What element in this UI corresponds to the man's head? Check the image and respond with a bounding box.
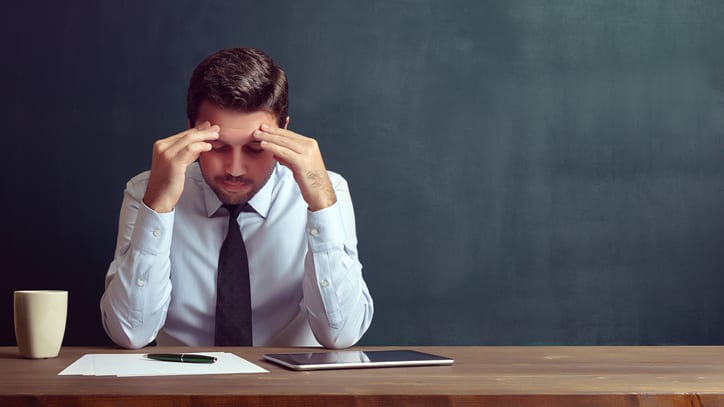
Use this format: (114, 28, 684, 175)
(188, 48, 289, 205)
(187, 48, 288, 128)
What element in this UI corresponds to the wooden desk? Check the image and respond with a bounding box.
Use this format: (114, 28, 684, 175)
(2, 346, 724, 406)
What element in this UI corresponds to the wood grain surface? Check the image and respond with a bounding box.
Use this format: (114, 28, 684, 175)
(1, 346, 723, 406)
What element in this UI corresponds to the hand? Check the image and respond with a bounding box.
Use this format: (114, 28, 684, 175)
(142, 122, 220, 213)
(253, 124, 337, 211)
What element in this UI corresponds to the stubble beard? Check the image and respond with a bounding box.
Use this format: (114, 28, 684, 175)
(203, 167, 275, 206)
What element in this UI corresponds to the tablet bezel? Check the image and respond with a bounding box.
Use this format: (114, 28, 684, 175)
(262, 349, 454, 371)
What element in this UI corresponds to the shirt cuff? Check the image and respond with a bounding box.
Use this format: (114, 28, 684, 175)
(307, 202, 346, 252)
(129, 202, 174, 255)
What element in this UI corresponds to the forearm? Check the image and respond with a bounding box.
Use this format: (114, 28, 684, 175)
(100, 183, 175, 349)
(101, 249, 172, 349)
(301, 186, 374, 349)
(303, 242, 373, 349)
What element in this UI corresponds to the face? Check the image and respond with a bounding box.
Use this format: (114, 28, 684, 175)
(195, 101, 278, 205)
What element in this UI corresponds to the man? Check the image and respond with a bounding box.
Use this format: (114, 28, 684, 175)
(100, 48, 373, 349)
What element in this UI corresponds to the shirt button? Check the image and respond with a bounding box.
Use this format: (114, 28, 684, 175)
(137, 279, 146, 287)
(152, 229, 161, 237)
(320, 279, 329, 288)
(310, 228, 319, 236)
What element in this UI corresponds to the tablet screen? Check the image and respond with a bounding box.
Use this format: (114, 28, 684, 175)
(263, 349, 454, 371)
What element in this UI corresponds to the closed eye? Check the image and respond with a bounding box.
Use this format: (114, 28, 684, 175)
(244, 142, 264, 154)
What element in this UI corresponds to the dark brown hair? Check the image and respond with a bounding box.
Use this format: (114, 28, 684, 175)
(186, 48, 288, 127)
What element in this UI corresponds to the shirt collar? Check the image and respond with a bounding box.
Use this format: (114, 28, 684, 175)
(196, 162, 277, 219)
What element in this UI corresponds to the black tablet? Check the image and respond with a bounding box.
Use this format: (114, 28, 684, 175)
(262, 349, 454, 371)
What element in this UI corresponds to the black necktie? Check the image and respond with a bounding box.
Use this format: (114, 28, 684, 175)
(214, 204, 253, 346)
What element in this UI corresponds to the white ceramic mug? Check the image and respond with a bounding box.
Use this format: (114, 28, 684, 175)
(13, 290, 68, 359)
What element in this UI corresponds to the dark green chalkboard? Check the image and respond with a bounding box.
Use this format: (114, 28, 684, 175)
(2, 0, 724, 346)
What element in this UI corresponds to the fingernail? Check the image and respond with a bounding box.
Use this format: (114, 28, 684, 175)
(261, 124, 270, 130)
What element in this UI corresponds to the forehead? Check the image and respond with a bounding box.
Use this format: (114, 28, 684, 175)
(197, 101, 275, 140)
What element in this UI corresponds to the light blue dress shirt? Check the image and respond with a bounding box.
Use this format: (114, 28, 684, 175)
(100, 162, 373, 349)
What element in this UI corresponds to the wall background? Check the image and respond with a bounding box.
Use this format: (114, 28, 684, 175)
(2, 0, 724, 346)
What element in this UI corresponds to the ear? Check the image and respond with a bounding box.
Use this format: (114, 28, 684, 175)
(284, 116, 290, 129)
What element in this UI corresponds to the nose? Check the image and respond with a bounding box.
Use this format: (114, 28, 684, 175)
(226, 148, 246, 177)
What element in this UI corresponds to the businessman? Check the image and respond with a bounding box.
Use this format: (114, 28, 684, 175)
(100, 48, 373, 349)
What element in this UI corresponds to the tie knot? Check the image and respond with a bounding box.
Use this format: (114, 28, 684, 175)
(223, 203, 253, 219)
(223, 204, 243, 219)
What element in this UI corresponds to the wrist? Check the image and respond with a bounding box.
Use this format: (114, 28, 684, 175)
(307, 190, 337, 212)
(142, 194, 175, 213)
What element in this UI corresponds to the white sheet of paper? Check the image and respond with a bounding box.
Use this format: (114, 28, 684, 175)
(58, 352, 268, 377)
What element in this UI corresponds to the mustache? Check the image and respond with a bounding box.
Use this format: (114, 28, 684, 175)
(217, 175, 253, 184)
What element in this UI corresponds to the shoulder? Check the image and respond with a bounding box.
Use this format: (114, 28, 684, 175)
(124, 163, 203, 194)
(127, 170, 151, 186)
(327, 170, 349, 192)
(326, 170, 346, 183)
(123, 170, 151, 198)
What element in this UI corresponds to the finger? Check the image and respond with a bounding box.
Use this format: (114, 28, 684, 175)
(152, 123, 213, 153)
(259, 140, 297, 167)
(253, 128, 307, 153)
(164, 122, 215, 144)
(169, 122, 212, 140)
(258, 124, 305, 140)
(154, 128, 195, 149)
(166, 126, 220, 156)
(176, 140, 214, 164)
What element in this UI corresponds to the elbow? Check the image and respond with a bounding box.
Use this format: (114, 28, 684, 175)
(109, 328, 153, 350)
(110, 334, 148, 350)
(317, 332, 358, 350)
(314, 303, 374, 350)
(101, 309, 154, 350)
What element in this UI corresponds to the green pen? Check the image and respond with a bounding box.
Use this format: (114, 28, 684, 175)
(146, 353, 217, 363)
